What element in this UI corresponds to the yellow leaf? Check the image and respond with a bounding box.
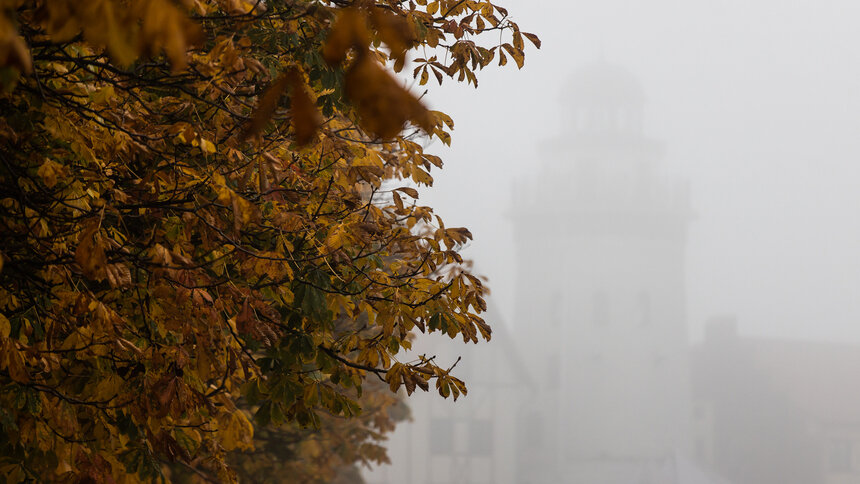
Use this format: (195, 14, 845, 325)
(218, 410, 255, 451)
(278, 287, 295, 305)
(501, 43, 524, 69)
(91, 85, 116, 105)
(325, 225, 344, 251)
(6, 344, 28, 383)
(37, 159, 63, 188)
(0, 313, 9, 339)
(431, 110, 455, 130)
(200, 138, 216, 154)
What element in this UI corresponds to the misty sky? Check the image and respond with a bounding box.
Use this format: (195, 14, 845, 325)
(416, 0, 860, 342)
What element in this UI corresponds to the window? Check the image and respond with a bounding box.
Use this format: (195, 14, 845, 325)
(695, 438, 706, 459)
(430, 419, 454, 455)
(469, 420, 493, 456)
(616, 108, 627, 132)
(593, 291, 609, 326)
(520, 412, 542, 447)
(693, 403, 706, 420)
(549, 291, 562, 327)
(576, 109, 588, 131)
(638, 291, 651, 326)
(546, 353, 560, 386)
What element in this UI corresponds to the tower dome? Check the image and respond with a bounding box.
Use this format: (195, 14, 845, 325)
(564, 61, 646, 136)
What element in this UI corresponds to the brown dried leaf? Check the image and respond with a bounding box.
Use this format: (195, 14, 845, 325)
(134, 0, 204, 71)
(395, 187, 419, 198)
(523, 32, 542, 49)
(242, 74, 290, 141)
(75, 223, 107, 281)
(105, 263, 132, 289)
(285, 68, 321, 146)
(323, 7, 370, 65)
(0, 16, 32, 74)
(369, 7, 416, 62)
(345, 53, 432, 139)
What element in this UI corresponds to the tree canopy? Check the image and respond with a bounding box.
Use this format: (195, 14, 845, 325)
(0, 0, 537, 481)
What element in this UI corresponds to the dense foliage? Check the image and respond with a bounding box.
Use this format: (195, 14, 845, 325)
(0, 0, 537, 481)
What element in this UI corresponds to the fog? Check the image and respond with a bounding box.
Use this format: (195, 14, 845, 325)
(365, 1, 860, 483)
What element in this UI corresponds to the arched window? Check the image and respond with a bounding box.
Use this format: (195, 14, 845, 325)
(468, 420, 494, 456)
(430, 418, 454, 455)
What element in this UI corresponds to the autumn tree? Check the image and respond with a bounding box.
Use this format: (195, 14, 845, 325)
(0, 0, 537, 481)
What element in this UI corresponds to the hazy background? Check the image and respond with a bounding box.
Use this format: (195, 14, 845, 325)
(364, 3, 860, 483)
(418, 0, 860, 342)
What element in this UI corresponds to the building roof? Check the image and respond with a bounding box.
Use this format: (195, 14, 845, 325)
(744, 337, 860, 425)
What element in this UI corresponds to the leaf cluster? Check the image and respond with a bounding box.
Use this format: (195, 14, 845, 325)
(0, 0, 536, 481)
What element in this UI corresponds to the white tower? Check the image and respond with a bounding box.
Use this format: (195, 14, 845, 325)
(513, 61, 692, 484)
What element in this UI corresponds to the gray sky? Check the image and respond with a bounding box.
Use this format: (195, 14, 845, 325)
(417, 0, 860, 343)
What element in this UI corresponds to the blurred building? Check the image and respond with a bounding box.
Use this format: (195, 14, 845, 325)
(362, 303, 532, 484)
(366, 61, 860, 484)
(511, 61, 694, 484)
(692, 316, 860, 484)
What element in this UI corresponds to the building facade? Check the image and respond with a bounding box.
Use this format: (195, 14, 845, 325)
(692, 317, 860, 484)
(364, 61, 860, 484)
(511, 61, 694, 484)
(362, 303, 531, 484)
